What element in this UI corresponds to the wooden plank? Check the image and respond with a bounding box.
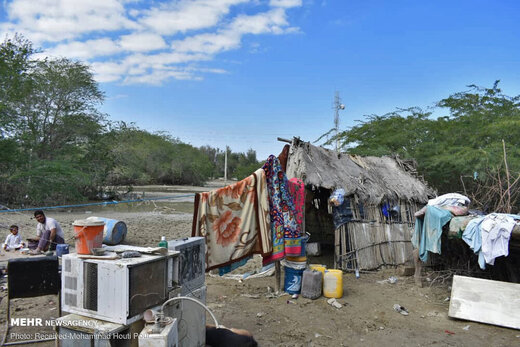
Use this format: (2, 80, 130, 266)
(449, 275, 520, 330)
(334, 227, 345, 269)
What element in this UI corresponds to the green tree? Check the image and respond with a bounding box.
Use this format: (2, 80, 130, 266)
(325, 81, 520, 211)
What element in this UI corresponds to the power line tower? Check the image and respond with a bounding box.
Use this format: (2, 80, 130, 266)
(333, 91, 345, 152)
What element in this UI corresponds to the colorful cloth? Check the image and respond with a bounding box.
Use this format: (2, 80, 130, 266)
(192, 168, 271, 271)
(288, 178, 305, 229)
(262, 155, 302, 265)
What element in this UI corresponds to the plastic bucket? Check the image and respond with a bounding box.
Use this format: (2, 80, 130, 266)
(88, 217, 127, 245)
(56, 244, 69, 257)
(323, 269, 343, 298)
(284, 266, 304, 294)
(73, 219, 105, 255)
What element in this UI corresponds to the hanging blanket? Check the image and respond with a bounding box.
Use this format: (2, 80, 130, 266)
(411, 205, 452, 262)
(288, 178, 305, 229)
(192, 168, 271, 271)
(262, 155, 302, 265)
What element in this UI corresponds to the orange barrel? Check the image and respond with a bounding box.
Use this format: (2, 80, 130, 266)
(323, 269, 343, 298)
(72, 219, 105, 254)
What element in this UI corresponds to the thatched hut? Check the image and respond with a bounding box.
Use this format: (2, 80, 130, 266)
(284, 138, 436, 270)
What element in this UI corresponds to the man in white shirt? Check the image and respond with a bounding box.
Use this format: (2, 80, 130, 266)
(31, 210, 65, 254)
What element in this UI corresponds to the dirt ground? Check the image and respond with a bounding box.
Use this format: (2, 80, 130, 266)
(1, 184, 519, 346)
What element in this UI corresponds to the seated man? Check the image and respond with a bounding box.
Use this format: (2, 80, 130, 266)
(30, 210, 65, 254)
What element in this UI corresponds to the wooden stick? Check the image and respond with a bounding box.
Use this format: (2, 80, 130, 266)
(275, 261, 281, 293)
(503, 139, 511, 213)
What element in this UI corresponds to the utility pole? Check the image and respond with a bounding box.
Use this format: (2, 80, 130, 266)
(334, 91, 345, 152)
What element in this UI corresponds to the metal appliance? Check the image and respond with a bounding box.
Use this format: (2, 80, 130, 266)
(61, 252, 179, 325)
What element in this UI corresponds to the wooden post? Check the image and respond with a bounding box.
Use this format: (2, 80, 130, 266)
(275, 261, 281, 293)
(413, 248, 423, 287)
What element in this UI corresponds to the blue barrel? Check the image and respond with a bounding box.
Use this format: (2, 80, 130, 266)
(284, 266, 304, 294)
(95, 217, 127, 245)
(56, 244, 69, 257)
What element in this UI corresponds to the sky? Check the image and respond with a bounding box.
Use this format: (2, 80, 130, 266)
(1, 0, 519, 160)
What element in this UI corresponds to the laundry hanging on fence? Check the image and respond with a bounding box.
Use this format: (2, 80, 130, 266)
(463, 213, 517, 269)
(192, 168, 271, 272)
(262, 155, 302, 265)
(412, 205, 452, 262)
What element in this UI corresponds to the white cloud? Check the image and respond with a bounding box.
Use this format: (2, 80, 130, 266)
(5, 0, 137, 43)
(138, 0, 248, 35)
(270, 0, 302, 8)
(119, 33, 167, 52)
(1, 0, 303, 85)
(44, 38, 121, 60)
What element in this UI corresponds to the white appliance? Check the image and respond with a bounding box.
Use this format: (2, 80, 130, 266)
(164, 285, 206, 347)
(139, 318, 179, 347)
(167, 237, 205, 295)
(61, 252, 179, 325)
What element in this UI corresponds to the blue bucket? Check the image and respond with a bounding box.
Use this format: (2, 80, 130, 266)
(56, 244, 69, 257)
(92, 217, 127, 245)
(284, 266, 304, 294)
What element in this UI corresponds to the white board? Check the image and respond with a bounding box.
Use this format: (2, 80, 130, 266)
(449, 275, 520, 330)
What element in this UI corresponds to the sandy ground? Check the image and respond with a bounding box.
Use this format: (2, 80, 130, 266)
(1, 185, 519, 346)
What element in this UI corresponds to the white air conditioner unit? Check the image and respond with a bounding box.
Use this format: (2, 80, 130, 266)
(61, 252, 179, 325)
(167, 237, 205, 295)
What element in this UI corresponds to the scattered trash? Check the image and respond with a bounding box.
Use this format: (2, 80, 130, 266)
(314, 333, 333, 339)
(377, 276, 398, 284)
(379, 326, 385, 330)
(462, 325, 470, 330)
(256, 312, 265, 318)
(444, 297, 450, 302)
(49, 307, 56, 311)
(327, 298, 343, 309)
(445, 330, 455, 335)
(393, 304, 408, 315)
(241, 294, 260, 299)
(426, 277, 431, 282)
(291, 294, 299, 299)
(287, 300, 297, 305)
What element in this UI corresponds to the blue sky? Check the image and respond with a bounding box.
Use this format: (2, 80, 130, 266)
(1, 0, 519, 160)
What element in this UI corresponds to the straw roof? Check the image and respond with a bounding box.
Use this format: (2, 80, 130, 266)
(285, 139, 435, 205)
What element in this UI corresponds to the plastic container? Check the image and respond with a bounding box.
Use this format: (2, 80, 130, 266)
(158, 236, 168, 248)
(301, 269, 322, 299)
(56, 244, 69, 257)
(88, 217, 127, 245)
(309, 264, 327, 277)
(323, 269, 343, 298)
(299, 233, 310, 256)
(284, 266, 304, 294)
(72, 219, 105, 255)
